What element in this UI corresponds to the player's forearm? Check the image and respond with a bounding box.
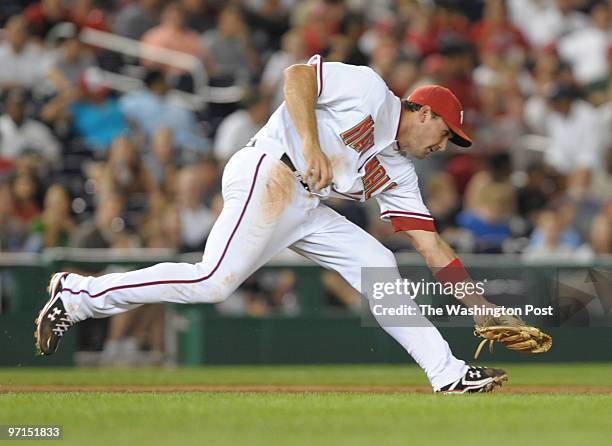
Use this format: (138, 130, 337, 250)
(282, 64, 322, 153)
(406, 230, 492, 309)
(432, 239, 491, 309)
(283, 64, 333, 190)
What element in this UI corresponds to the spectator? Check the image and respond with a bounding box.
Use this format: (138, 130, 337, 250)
(95, 136, 158, 200)
(388, 60, 420, 99)
(0, 180, 25, 251)
(71, 192, 125, 249)
(0, 88, 61, 167)
(242, 0, 294, 52)
(202, 5, 260, 86)
(113, 0, 162, 41)
(332, 12, 368, 66)
(360, 15, 399, 59)
(557, 2, 611, 88)
(457, 183, 515, 253)
(181, 0, 216, 33)
(144, 127, 180, 191)
(559, 169, 603, 242)
(369, 36, 402, 85)
(24, 183, 75, 252)
(46, 22, 97, 91)
(245, 270, 298, 316)
(524, 208, 591, 260)
(464, 153, 514, 211)
(590, 207, 612, 255)
(472, 61, 525, 153)
(299, 0, 346, 56)
(213, 91, 270, 162)
(23, 0, 70, 40)
(216, 269, 299, 317)
(508, 0, 589, 48)
(0, 15, 54, 89)
(175, 166, 215, 251)
(402, 4, 438, 58)
(429, 2, 472, 49)
(70, 0, 110, 32)
(543, 83, 606, 174)
(470, 0, 529, 62)
(42, 67, 130, 152)
(11, 170, 41, 225)
(516, 163, 556, 225)
(194, 156, 221, 205)
(118, 69, 209, 152)
(420, 40, 480, 129)
(260, 29, 307, 108)
(425, 173, 461, 236)
(523, 49, 566, 134)
(140, 2, 208, 77)
(141, 199, 182, 250)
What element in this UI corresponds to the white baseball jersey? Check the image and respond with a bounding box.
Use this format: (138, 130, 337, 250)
(252, 55, 435, 232)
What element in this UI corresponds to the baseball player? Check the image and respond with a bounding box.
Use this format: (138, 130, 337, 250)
(36, 55, 508, 393)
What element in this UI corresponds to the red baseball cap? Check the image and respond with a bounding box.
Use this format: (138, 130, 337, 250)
(407, 85, 472, 147)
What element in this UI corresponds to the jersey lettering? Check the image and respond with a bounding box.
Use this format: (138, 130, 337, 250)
(363, 157, 396, 200)
(340, 115, 375, 153)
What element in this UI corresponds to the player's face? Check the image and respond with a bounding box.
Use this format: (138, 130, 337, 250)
(397, 107, 452, 159)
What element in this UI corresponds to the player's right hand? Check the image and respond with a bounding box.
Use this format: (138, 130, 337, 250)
(303, 144, 333, 191)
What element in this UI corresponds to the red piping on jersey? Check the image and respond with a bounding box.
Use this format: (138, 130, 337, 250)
(310, 55, 323, 97)
(390, 216, 436, 232)
(62, 154, 268, 299)
(381, 210, 433, 219)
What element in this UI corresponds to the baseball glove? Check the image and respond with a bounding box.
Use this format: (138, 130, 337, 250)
(473, 314, 552, 359)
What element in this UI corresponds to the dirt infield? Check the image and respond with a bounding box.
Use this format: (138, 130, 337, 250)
(3, 384, 612, 394)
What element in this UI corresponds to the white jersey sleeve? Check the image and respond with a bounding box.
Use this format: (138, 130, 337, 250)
(375, 175, 436, 233)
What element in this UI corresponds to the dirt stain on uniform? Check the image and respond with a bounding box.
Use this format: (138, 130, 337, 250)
(329, 154, 348, 178)
(261, 161, 296, 223)
(222, 272, 236, 287)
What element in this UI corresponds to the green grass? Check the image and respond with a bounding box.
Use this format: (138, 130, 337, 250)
(1, 364, 612, 445)
(1, 363, 612, 386)
(2, 393, 611, 446)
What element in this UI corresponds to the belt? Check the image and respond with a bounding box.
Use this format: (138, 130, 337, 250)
(280, 153, 310, 191)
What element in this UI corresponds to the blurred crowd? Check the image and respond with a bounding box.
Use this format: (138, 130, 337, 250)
(0, 0, 610, 330)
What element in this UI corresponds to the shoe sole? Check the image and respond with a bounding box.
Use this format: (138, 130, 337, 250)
(441, 371, 508, 394)
(34, 272, 67, 356)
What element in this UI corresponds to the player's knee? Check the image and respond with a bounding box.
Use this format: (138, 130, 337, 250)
(204, 279, 239, 304)
(183, 281, 234, 304)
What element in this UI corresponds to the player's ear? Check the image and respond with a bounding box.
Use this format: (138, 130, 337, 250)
(419, 105, 431, 123)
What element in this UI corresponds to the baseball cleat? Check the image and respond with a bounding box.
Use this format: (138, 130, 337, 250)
(34, 273, 73, 356)
(436, 366, 508, 394)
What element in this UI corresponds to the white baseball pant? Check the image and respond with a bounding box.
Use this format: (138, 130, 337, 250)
(60, 147, 466, 389)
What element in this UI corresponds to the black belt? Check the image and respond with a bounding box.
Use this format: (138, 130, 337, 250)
(280, 153, 297, 172)
(281, 153, 310, 191)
